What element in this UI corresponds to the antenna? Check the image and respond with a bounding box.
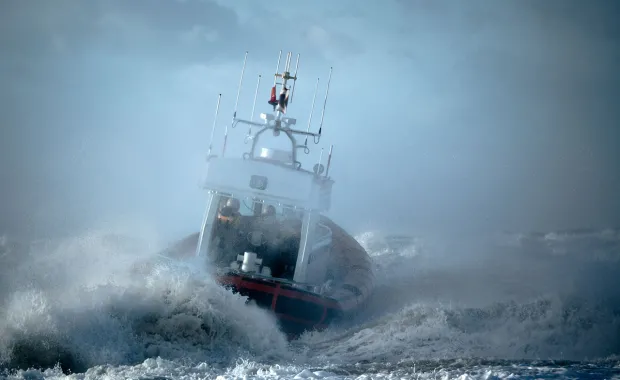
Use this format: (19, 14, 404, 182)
(284, 52, 292, 72)
(248, 74, 261, 137)
(268, 50, 282, 110)
(273, 50, 282, 87)
(317, 66, 333, 138)
(210, 50, 335, 165)
(325, 144, 333, 177)
(304, 77, 320, 147)
(223, 51, 248, 156)
(272, 51, 299, 117)
(233, 51, 248, 122)
(313, 147, 325, 175)
(250, 74, 261, 121)
(206, 93, 221, 158)
(290, 53, 300, 103)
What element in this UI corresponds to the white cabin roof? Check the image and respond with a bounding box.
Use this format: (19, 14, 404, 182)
(203, 155, 333, 212)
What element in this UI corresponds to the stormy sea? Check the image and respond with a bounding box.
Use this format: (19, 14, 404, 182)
(1, 226, 619, 379)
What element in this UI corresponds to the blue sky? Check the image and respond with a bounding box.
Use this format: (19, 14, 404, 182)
(1, 0, 619, 240)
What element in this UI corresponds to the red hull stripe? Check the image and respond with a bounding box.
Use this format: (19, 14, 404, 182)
(271, 283, 280, 311)
(219, 275, 341, 309)
(218, 274, 341, 327)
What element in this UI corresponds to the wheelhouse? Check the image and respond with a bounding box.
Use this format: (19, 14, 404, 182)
(195, 146, 334, 287)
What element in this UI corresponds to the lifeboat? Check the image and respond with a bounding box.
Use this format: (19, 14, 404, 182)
(158, 50, 375, 338)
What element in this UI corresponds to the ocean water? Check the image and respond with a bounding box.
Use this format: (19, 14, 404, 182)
(0, 226, 619, 379)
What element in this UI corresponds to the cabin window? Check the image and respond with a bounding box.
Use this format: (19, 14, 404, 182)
(207, 194, 305, 280)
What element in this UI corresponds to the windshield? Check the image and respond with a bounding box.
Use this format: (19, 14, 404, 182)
(207, 194, 304, 280)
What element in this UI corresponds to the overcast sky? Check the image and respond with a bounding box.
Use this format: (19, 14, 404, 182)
(1, 0, 619, 241)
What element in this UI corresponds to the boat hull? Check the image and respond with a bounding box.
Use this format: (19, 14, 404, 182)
(217, 272, 343, 338)
(153, 215, 375, 337)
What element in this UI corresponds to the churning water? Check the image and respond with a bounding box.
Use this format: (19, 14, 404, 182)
(1, 226, 619, 379)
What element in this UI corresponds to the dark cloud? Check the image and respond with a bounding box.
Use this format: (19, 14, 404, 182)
(1, 0, 241, 67)
(343, 0, 620, 233)
(0, 0, 366, 71)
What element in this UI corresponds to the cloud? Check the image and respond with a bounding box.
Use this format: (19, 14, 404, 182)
(0, 0, 256, 68)
(1, 0, 619, 238)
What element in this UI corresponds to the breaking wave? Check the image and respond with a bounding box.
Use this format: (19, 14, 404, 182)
(1, 226, 619, 378)
(0, 229, 290, 375)
(298, 230, 620, 363)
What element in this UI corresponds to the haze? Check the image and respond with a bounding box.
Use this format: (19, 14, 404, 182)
(1, 0, 619, 242)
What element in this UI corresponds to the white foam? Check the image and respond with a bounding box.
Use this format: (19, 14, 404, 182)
(2, 226, 619, 379)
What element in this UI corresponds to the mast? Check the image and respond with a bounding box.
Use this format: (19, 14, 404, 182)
(211, 50, 334, 170)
